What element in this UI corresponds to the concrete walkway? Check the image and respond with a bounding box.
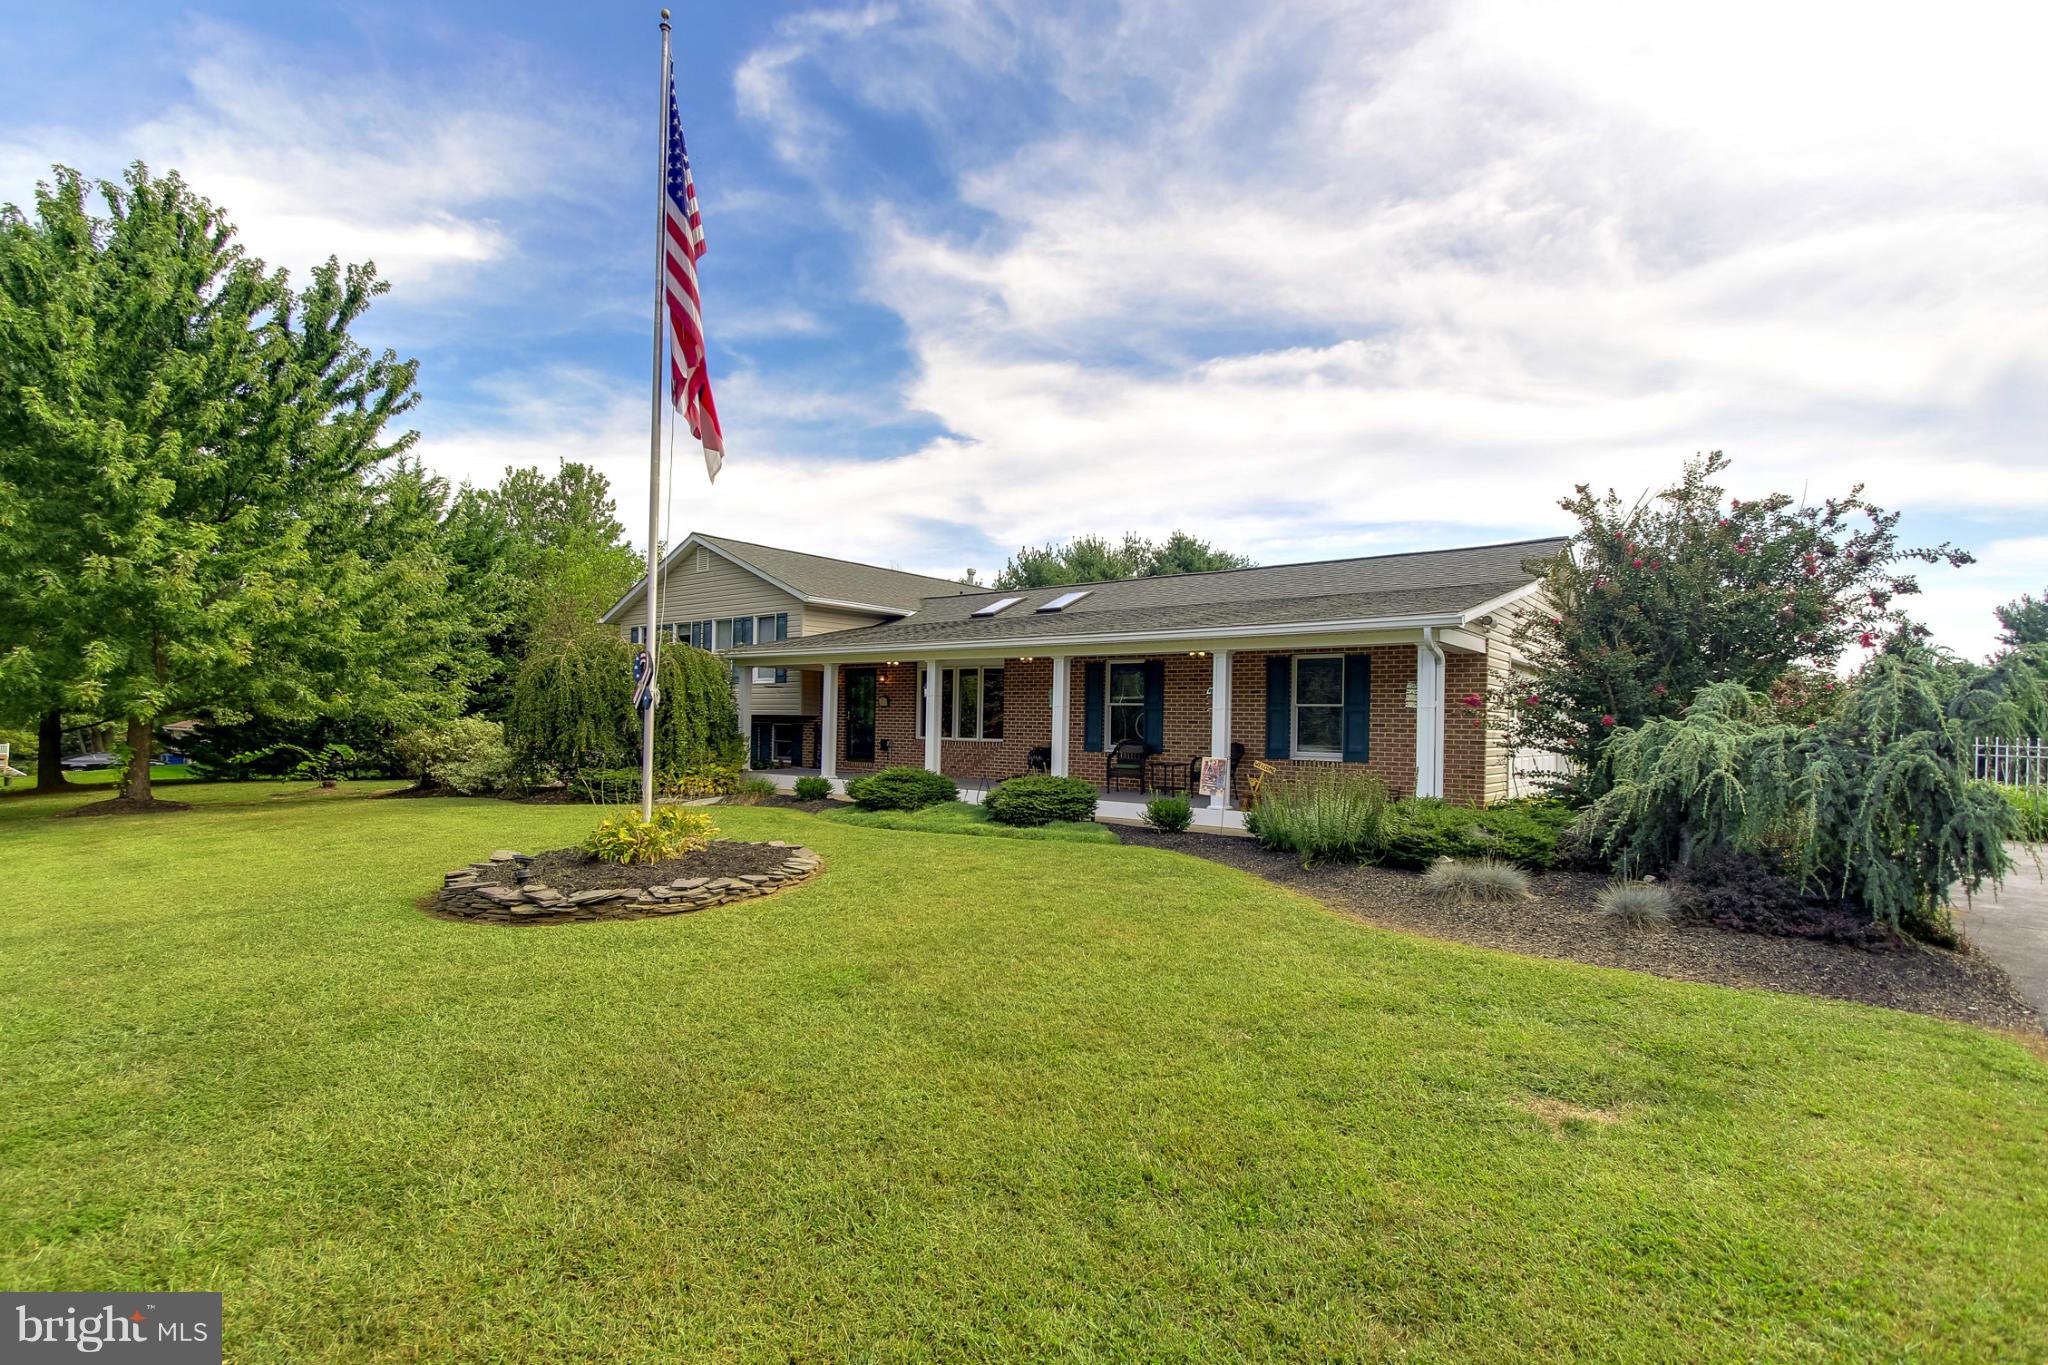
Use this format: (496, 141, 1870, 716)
(1959, 845, 2048, 1028)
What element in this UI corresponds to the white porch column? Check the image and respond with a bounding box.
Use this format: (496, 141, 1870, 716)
(820, 663, 839, 781)
(1414, 640, 1444, 799)
(923, 659, 944, 773)
(1209, 648, 1233, 808)
(1049, 656, 1071, 777)
(735, 667, 754, 767)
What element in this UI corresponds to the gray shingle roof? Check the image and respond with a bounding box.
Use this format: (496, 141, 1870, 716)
(731, 537, 1567, 657)
(603, 533, 976, 621)
(695, 534, 977, 609)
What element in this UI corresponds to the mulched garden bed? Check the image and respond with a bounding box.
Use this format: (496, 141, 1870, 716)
(1117, 827, 2039, 1031)
(468, 841, 792, 894)
(62, 796, 193, 817)
(743, 794, 839, 814)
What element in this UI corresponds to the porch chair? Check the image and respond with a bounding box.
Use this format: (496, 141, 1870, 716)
(1105, 739, 1148, 792)
(1026, 746, 1052, 774)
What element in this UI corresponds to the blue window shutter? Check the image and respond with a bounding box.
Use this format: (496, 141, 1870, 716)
(775, 613, 788, 641)
(1083, 662, 1105, 752)
(1343, 654, 1371, 764)
(1265, 655, 1290, 759)
(1142, 660, 1165, 753)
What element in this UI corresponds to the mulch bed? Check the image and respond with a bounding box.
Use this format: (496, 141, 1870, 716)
(744, 795, 839, 814)
(1117, 828, 2040, 1031)
(468, 840, 792, 895)
(62, 796, 193, 817)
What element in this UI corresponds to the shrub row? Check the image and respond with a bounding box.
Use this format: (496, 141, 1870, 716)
(1243, 768, 1578, 870)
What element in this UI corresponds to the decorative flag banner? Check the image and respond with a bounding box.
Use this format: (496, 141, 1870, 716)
(632, 649, 654, 713)
(664, 72, 725, 480)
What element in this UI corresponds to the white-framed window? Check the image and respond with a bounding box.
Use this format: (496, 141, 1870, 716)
(715, 619, 734, 650)
(1107, 662, 1147, 746)
(1293, 655, 1344, 760)
(628, 626, 645, 645)
(917, 665, 1004, 740)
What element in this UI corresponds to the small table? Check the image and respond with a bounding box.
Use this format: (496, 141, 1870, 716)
(1144, 755, 1189, 795)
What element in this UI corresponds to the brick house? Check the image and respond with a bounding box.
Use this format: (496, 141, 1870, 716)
(700, 538, 1566, 821)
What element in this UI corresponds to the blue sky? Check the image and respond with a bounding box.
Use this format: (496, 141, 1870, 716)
(4, 1, 2045, 658)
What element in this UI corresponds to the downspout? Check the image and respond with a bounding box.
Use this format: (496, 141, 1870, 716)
(1422, 626, 1447, 800)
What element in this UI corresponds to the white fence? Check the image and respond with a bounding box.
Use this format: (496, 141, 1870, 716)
(1506, 748, 1577, 800)
(1976, 737, 2048, 790)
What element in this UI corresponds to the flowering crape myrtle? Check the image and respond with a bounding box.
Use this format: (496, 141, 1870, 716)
(1496, 451, 1970, 787)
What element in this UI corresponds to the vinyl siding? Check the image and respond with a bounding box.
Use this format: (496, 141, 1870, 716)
(1474, 586, 1549, 805)
(618, 553, 896, 717)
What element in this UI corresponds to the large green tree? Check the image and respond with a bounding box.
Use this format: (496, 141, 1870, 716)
(1995, 590, 2048, 650)
(993, 531, 1252, 589)
(1501, 452, 1971, 783)
(443, 462, 642, 718)
(0, 165, 423, 804)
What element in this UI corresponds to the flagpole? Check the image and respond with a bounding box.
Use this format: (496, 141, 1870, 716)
(640, 8, 673, 821)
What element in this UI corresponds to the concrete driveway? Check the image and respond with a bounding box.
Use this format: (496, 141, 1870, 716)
(1959, 844, 2048, 1029)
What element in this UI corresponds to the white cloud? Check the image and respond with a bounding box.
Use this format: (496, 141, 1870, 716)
(706, 0, 2047, 653)
(0, 21, 620, 296)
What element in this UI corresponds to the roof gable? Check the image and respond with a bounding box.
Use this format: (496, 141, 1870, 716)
(601, 532, 976, 623)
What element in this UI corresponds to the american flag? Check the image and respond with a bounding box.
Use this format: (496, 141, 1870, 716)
(664, 73, 725, 480)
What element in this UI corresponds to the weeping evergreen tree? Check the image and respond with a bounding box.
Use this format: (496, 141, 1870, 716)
(1583, 683, 1799, 872)
(1800, 650, 2012, 936)
(504, 553, 636, 777)
(650, 645, 744, 778)
(1585, 650, 2014, 936)
(506, 631, 632, 777)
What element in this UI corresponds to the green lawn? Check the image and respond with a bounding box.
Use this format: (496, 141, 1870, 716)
(817, 797, 1120, 843)
(2, 782, 2044, 1362)
(5, 761, 201, 788)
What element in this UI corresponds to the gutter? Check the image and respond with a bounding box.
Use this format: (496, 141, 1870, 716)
(726, 609, 1475, 664)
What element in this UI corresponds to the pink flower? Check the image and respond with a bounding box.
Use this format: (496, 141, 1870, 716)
(1600, 714, 1617, 728)
(1461, 692, 1483, 708)
(1717, 518, 1729, 528)
(1652, 683, 1666, 697)
(1631, 558, 1644, 569)
(1649, 560, 1661, 571)
(1858, 631, 1876, 648)
(1552, 616, 1563, 626)
(1735, 542, 1750, 555)
(1522, 694, 1539, 706)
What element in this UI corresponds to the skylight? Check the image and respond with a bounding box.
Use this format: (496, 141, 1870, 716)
(970, 596, 1023, 618)
(1035, 590, 1092, 613)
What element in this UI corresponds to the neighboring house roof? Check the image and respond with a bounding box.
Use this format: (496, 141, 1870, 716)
(601, 532, 977, 622)
(731, 537, 1568, 657)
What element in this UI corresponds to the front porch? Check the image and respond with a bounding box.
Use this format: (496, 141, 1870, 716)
(752, 764, 1249, 830)
(736, 630, 1496, 815)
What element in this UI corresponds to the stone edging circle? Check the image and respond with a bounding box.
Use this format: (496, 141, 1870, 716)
(434, 841, 822, 925)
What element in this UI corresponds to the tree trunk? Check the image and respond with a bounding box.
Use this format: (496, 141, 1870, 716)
(35, 709, 68, 791)
(121, 716, 154, 803)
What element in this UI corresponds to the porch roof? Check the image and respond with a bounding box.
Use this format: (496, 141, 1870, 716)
(731, 537, 1562, 664)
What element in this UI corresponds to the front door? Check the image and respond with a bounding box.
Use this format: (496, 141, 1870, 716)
(844, 668, 877, 762)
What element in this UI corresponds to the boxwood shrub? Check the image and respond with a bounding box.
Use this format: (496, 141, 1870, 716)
(984, 775, 1099, 827)
(792, 776, 832, 801)
(845, 766, 958, 812)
